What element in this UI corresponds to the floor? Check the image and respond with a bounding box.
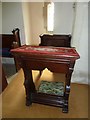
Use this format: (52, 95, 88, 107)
(1, 69, 88, 118)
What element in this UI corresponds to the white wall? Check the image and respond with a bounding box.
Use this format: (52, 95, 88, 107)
(0, 2, 2, 51)
(2, 2, 25, 45)
(22, 2, 32, 45)
(71, 2, 88, 84)
(54, 2, 74, 34)
(29, 2, 46, 45)
(2, 2, 88, 84)
(2, 2, 25, 64)
(53, 2, 88, 84)
(88, 2, 90, 84)
(22, 2, 46, 45)
(0, 2, 2, 34)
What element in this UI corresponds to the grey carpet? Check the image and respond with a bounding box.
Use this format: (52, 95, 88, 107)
(3, 63, 16, 78)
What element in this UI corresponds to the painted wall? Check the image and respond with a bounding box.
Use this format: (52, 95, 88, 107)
(2, 2, 25, 45)
(22, 2, 46, 45)
(0, 2, 2, 34)
(23, 2, 74, 45)
(29, 2, 46, 45)
(54, 2, 74, 34)
(53, 2, 88, 84)
(71, 2, 88, 84)
(88, 1, 90, 85)
(22, 2, 32, 45)
(2, 2, 88, 84)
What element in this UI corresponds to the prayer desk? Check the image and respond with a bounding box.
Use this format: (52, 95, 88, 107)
(11, 45, 80, 113)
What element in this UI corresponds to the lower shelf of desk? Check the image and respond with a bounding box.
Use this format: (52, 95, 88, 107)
(32, 81, 64, 107)
(25, 80, 68, 113)
(32, 93, 64, 107)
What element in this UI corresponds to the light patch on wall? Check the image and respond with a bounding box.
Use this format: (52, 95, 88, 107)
(47, 2, 54, 32)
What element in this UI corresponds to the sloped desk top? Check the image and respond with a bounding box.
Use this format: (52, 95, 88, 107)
(11, 45, 80, 61)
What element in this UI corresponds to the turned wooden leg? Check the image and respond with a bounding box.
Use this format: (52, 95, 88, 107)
(24, 79, 33, 106)
(62, 62, 75, 113)
(39, 70, 43, 75)
(62, 85, 70, 113)
(23, 67, 36, 106)
(13, 56, 22, 72)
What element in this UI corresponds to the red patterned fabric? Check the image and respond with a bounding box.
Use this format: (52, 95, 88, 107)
(11, 45, 80, 59)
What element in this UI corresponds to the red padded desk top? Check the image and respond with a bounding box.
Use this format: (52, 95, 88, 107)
(11, 45, 80, 61)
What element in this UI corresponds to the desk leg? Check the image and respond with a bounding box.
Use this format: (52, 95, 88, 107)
(23, 68, 36, 106)
(39, 70, 43, 75)
(62, 62, 75, 113)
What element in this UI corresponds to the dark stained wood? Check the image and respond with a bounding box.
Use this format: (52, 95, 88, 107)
(0, 57, 8, 93)
(1, 28, 21, 50)
(11, 45, 80, 113)
(2, 66, 8, 92)
(0, 28, 21, 71)
(32, 93, 64, 107)
(39, 34, 71, 74)
(2, 35, 15, 48)
(63, 61, 75, 113)
(12, 28, 21, 47)
(22, 61, 36, 106)
(39, 34, 71, 47)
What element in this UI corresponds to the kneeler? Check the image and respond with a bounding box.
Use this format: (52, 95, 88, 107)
(37, 81, 64, 96)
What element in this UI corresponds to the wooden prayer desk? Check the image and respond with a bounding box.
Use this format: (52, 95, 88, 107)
(11, 45, 80, 113)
